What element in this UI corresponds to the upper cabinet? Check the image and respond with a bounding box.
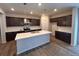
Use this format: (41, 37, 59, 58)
(50, 15, 72, 27)
(57, 17, 65, 26)
(6, 16, 40, 27)
(6, 16, 24, 26)
(65, 15, 72, 26)
(29, 19, 40, 26)
(50, 17, 58, 22)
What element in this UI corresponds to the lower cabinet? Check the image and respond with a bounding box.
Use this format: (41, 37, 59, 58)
(55, 31, 71, 44)
(6, 32, 16, 42)
(6, 31, 26, 42)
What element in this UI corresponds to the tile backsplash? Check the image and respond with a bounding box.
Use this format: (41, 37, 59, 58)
(6, 26, 41, 32)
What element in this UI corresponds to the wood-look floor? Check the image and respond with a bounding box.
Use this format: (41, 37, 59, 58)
(0, 40, 16, 56)
(19, 37, 79, 56)
(0, 36, 79, 56)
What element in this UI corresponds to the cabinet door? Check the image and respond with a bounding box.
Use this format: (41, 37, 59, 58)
(6, 17, 24, 27)
(57, 17, 66, 26)
(50, 18, 58, 22)
(65, 15, 72, 26)
(57, 15, 72, 26)
(65, 33, 71, 44)
(30, 19, 40, 26)
(55, 31, 71, 44)
(6, 32, 16, 42)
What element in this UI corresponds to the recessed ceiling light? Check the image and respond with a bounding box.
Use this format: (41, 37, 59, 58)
(11, 8, 15, 11)
(38, 3, 42, 6)
(54, 9, 57, 12)
(30, 11, 33, 14)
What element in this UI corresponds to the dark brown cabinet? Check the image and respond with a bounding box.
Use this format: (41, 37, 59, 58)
(6, 17, 24, 26)
(29, 19, 40, 26)
(6, 16, 40, 27)
(65, 15, 72, 26)
(55, 31, 71, 44)
(57, 17, 66, 26)
(57, 15, 72, 26)
(6, 32, 16, 42)
(50, 18, 58, 22)
(50, 15, 72, 27)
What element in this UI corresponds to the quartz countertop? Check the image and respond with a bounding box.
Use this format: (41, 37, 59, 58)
(15, 30, 52, 40)
(56, 30, 71, 33)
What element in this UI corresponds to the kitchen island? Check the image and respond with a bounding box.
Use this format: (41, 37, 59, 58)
(15, 30, 51, 55)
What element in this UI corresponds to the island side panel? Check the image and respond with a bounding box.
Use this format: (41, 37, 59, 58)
(16, 34, 50, 55)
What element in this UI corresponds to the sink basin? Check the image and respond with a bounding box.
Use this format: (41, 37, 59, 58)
(31, 31, 39, 33)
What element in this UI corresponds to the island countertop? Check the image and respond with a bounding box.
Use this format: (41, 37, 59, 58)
(15, 30, 52, 40)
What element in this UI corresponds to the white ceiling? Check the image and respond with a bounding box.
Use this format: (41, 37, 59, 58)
(0, 3, 79, 17)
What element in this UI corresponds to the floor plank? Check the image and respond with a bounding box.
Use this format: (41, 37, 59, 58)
(0, 40, 16, 56)
(0, 36, 79, 56)
(20, 36, 79, 56)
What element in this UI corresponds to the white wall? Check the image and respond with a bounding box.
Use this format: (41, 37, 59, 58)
(71, 8, 79, 46)
(57, 26, 71, 33)
(51, 22, 57, 36)
(0, 8, 6, 43)
(40, 14, 50, 30)
(0, 15, 1, 43)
